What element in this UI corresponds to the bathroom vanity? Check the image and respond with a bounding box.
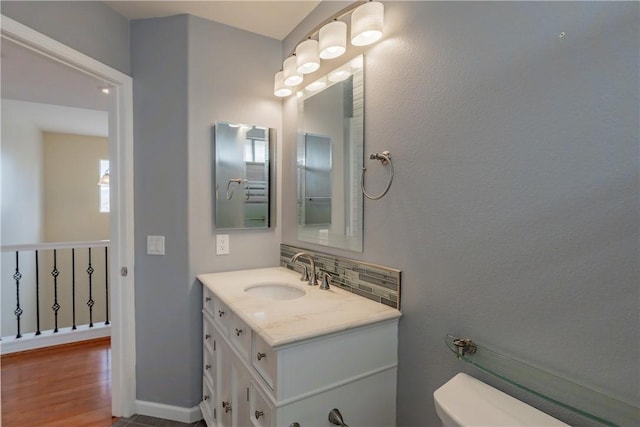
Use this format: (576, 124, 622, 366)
(198, 267, 401, 427)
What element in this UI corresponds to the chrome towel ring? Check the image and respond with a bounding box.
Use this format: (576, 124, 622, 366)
(226, 178, 245, 200)
(361, 151, 394, 200)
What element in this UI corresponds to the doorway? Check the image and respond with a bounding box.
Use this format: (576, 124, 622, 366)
(1, 14, 136, 417)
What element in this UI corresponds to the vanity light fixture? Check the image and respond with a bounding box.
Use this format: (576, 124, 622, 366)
(296, 39, 320, 74)
(97, 169, 110, 186)
(274, 71, 292, 97)
(351, 1, 384, 46)
(273, 0, 384, 98)
(319, 20, 347, 59)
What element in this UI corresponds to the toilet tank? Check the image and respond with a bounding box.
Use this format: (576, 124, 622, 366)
(434, 373, 569, 427)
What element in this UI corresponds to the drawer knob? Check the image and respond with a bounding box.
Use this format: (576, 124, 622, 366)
(205, 364, 211, 370)
(235, 328, 243, 336)
(205, 296, 211, 302)
(222, 401, 232, 413)
(218, 310, 225, 317)
(205, 334, 211, 340)
(255, 410, 264, 420)
(257, 352, 266, 361)
(203, 394, 210, 401)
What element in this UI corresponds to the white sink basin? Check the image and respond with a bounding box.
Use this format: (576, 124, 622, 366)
(244, 282, 306, 300)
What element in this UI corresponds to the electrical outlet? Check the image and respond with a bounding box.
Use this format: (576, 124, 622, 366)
(216, 234, 230, 255)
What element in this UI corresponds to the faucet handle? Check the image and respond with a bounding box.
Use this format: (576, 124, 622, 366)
(320, 271, 335, 290)
(300, 265, 309, 282)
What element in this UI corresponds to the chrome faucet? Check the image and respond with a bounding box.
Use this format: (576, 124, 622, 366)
(290, 252, 318, 286)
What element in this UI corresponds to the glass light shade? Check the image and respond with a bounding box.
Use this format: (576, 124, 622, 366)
(319, 21, 347, 59)
(283, 56, 303, 86)
(296, 39, 320, 74)
(274, 71, 292, 97)
(351, 1, 384, 46)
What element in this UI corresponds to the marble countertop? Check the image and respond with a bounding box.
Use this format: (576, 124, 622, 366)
(197, 267, 401, 348)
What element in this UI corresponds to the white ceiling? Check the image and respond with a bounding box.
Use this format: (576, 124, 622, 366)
(104, 1, 320, 40)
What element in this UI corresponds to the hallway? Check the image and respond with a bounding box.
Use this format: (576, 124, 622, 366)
(1, 338, 113, 426)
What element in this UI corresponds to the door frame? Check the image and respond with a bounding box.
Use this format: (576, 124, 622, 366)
(1, 15, 136, 417)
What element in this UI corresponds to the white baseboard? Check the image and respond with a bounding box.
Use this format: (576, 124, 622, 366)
(135, 400, 203, 424)
(0, 324, 111, 355)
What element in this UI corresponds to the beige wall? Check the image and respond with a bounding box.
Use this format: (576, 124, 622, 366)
(42, 132, 109, 242)
(39, 132, 110, 331)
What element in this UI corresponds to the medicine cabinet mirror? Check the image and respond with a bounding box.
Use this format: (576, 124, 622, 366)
(297, 55, 364, 252)
(214, 121, 274, 230)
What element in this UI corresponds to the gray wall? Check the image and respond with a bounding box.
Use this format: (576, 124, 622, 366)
(131, 15, 192, 407)
(131, 14, 281, 408)
(282, 2, 639, 426)
(1, 1, 130, 75)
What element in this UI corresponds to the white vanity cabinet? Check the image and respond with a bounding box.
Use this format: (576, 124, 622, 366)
(198, 268, 401, 427)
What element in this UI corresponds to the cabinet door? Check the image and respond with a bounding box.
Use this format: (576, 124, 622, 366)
(203, 314, 217, 388)
(217, 338, 233, 427)
(249, 383, 274, 427)
(232, 358, 251, 427)
(200, 377, 215, 426)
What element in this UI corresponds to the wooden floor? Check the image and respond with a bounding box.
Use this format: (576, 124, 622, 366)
(1, 337, 115, 427)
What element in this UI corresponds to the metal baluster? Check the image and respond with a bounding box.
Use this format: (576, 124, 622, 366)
(72, 248, 77, 330)
(35, 251, 41, 335)
(13, 251, 23, 339)
(51, 249, 60, 333)
(87, 247, 94, 327)
(104, 246, 110, 325)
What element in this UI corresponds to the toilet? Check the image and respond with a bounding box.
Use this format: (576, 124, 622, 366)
(434, 373, 570, 426)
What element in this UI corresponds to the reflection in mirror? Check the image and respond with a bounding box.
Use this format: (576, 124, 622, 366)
(214, 121, 274, 230)
(297, 55, 364, 252)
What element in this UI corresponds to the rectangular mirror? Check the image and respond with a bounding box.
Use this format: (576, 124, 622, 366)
(214, 121, 274, 230)
(297, 55, 364, 252)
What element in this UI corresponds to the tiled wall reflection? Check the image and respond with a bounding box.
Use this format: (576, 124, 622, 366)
(280, 244, 401, 309)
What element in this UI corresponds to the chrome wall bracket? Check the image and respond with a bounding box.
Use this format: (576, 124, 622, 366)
(452, 337, 477, 358)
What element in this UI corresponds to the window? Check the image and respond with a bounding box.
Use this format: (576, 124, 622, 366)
(99, 160, 110, 213)
(244, 139, 266, 163)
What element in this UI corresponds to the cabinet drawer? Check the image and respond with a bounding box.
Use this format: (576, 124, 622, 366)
(203, 346, 215, 386)
(203, 312, 215, 350)
(229, 314, 251, 361)
(252, 334, 276, 390)
(249, 383, 274, 427)
(203, 287, 214, 317)
(213, 298, 231, 335)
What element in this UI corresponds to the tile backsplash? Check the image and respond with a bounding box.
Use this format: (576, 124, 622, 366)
(280, 244, 401, 310)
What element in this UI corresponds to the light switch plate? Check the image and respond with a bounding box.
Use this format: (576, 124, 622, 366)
(147, 235, 165, 255)
(216, 234, 230, 255)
